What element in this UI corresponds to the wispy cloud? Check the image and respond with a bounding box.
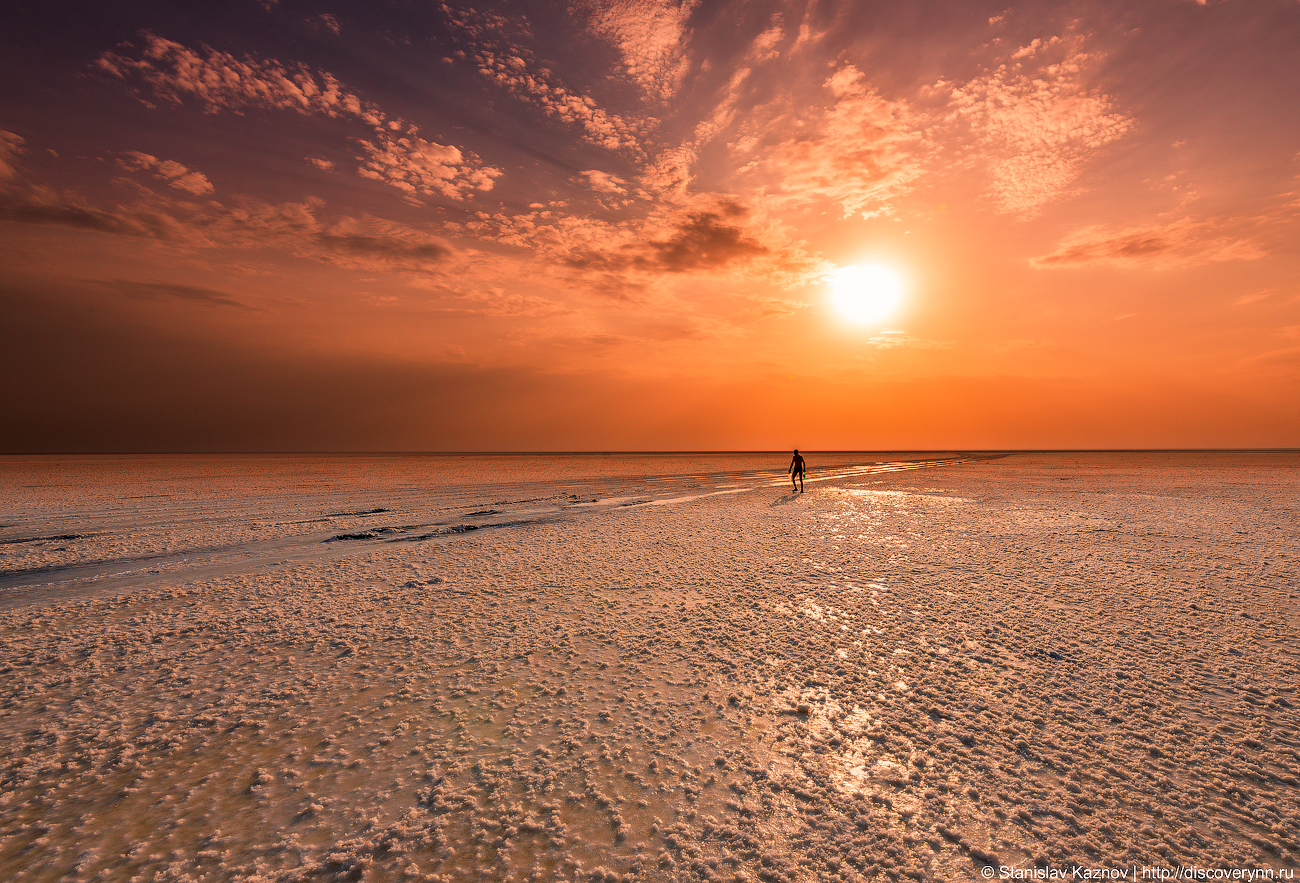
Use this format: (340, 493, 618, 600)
(438, 5, 647, 152)
(216, 202, 459, 273)
(448, 192, 814, 304)
(315, 230, 451, 269)
(0, 188, 185, 238)
(99, 279, 258, 310)
(415, 284, 569, 318)
(582, 0, 699, 101)
(98, 34, 366, 117)
(867, 333, 949, 350)
(580, 170, 629, 195)
(98, 34, 500, 200)
(941, 35, 1132, 216)
(0, 130, 24, 179)
(1031, 217, 1266, 268)
(121, 151, 213, 195)
(1, 181, 458, 275)
(747, 66, 926, 219)
(310, 13, 340, 35)
(470, 48, 646, 152)
(639, 23, 791, 200)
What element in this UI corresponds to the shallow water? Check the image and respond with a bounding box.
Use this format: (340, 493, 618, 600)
(0, 451, 970, 606)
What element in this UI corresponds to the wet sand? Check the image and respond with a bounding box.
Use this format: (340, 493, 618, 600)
(1, 452, 1297, 882)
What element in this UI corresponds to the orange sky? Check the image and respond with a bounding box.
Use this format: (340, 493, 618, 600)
(1, 0, 1297, 451)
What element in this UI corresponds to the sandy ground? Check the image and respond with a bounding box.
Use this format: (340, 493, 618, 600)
(0, 452, 1297, 883)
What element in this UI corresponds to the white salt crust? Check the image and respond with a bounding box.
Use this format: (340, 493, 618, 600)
(0, 452, 1297, 882)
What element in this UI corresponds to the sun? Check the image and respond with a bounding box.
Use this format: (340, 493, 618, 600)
(829, 264, 904, 324)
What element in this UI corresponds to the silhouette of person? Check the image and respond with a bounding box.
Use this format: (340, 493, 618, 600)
(788, 449, 806, 493)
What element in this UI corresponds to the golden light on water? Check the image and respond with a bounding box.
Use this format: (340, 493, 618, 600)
(829, 264, 904, 324)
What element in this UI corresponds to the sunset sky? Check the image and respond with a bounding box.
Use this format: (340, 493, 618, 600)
(2, 0, 1298, 451)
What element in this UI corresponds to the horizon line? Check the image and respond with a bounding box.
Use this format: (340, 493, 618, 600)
(2, 448, 1298, 456)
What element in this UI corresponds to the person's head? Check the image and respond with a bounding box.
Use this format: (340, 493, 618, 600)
(793, 449, 799, 454)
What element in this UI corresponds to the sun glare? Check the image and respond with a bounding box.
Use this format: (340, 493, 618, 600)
(829, 264, 904, 324)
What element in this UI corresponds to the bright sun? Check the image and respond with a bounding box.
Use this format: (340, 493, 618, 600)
(829, 264, 904, 324)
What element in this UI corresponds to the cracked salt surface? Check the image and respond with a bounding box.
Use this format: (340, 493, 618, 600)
(1, 451, 1298, 882)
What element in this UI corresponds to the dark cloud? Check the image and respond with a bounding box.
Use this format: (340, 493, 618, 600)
(0, 186, 454, 273)
(1033, 231, 1175, 267)
(0, 193, 178, 239)
(316, 233, 451, 265)
(564, 205, 769, 276)
(99, 279, 258, 310)
(1030, 220, 1265, 269)
(643, 209, 770, 273)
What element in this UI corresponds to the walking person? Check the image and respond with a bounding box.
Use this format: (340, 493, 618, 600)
(788, 449, 806, 493)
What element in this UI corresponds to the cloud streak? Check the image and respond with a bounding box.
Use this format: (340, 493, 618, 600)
(0, 189, 183, 238)
(99, 279, 258, 310)
(98, 34, 500, 200)
(0, 131, 24, 179)
(121, 152, 214, 195)
(1, 183, 458, 276)
(1031, 218, 1266, 269)
(438, 4, 647, 152)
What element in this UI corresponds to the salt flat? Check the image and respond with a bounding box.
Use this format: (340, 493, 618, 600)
(0, 452, 1297, 882)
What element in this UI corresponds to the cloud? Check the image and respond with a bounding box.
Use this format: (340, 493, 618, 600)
(580, 170, 628, 194)
(311, 13, 340, 34)
(452, 187, 820, 301)
(0, 130, 24, 179)
(641, 206, 769, 272)
(315, 230, 452, 268)
(866, 333, 948, 350)
(436, 6, 646, 152)
(751, 66, 925, 218)
(98, 34, 500, 200)
(0, 189, 184, 238)
(1030, 218, 1266, 268)
(560, 202, 771, 275)
(942, 37, 1133, 215)
(121, 151, 214, 195)
(748, 22, 785, 64)
(1236, 346, 1300, 372)
(582, 0, 699, 100)
(421, 286, 568, 318)
(1, 181, 457, 275)
(449, 205, 620, 256)
(639, 24, 794, 201)
(99, 279, 258, 310)
(465, 47, 645, 152)
(359, 135, 501, 200)
(98, 34, 365, 117)
(210, 202, 458, 272)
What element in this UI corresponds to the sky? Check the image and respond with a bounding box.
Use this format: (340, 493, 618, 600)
(1, 0, 1298, 452)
